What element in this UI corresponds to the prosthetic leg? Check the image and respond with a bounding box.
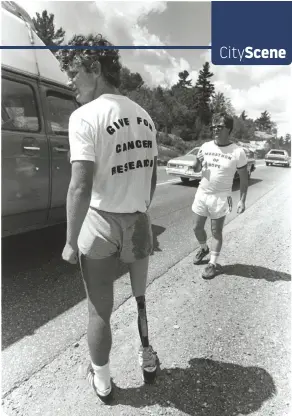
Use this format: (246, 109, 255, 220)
(137, 295, 149, 347)
(136, 295, 157, 383)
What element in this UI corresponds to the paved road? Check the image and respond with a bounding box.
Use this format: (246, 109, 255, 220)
(1, 161, 289, 396)
(2, 161, 291, 416)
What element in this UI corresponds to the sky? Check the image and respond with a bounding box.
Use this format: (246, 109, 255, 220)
(15, 0, 291, 136)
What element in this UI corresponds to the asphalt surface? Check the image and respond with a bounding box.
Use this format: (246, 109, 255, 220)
(2, 161, 291, 415)
(2, 162, 291, 407)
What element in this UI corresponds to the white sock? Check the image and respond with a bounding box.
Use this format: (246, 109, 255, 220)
(210, 252, 219, 265)
(200, 243, 208, 251)
(91, 362, 111, 394)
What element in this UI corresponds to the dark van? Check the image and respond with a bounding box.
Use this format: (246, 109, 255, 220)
(2, 6, 78, 236)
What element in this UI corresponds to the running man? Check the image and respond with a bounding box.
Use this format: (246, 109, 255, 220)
(192, 114, 249, 279)
(58, 34, 158, 402)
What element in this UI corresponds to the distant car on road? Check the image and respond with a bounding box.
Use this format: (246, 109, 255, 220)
(166, 146, 256, 184)
(265, 149, 291, 167)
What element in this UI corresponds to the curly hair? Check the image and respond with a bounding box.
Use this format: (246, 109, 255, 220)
(56, 34, 122, 88)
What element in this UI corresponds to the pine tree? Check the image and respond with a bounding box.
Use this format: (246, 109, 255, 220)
(32, 10, 65, 52)
(177, 70, 192, 88)
(194, 62, 215, 128)
(211, 92, 225, 116)
(255, 110, 272, 132)
(240, 110, 248, 120)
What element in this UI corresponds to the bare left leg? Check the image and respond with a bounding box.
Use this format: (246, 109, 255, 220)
(79, 253, 118, 399)
(210, 215, 226, 261)
(202, 216, 226, 279)
(80, 254, 118, 366)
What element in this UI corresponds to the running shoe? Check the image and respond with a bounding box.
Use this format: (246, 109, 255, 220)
(193, 246, 210, 264)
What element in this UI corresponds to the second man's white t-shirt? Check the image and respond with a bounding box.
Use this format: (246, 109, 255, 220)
(69, 94, 158, 213)
(198, 140, 248, 197)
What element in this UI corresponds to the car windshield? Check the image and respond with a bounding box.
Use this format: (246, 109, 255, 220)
(270, 150, 285, 155)
(188, 148, 199, 155)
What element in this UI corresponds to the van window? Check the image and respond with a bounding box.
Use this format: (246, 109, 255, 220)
(1, 78, 40, 132)
(46, 92, 77, 135)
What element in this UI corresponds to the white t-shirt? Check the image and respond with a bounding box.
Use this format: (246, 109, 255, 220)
(69, 94, 158, 213)
(198, 140, 247, 196)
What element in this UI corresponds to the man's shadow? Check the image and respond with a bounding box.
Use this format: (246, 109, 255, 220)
(110, 358, 276, 415)
(215, 264, 290, 282)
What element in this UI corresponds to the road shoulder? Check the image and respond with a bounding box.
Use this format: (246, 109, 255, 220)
(3, 176, 291, 416)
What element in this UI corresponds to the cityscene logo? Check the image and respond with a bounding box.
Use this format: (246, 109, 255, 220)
(220, 46, 287, 62)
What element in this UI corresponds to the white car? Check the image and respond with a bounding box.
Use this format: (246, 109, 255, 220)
(265, 149, 291, 167)
(166, 147, 202, 183)
(166, 146, 256, 184)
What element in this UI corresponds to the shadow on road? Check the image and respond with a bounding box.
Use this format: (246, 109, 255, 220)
(232, 178, 262, 192)
(221, 263, 291, 282)
(1, 223, 166, 349)
(111, 358, 276, 415)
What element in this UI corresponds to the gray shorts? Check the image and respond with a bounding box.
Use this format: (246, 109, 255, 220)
(78, 208, 153, 263)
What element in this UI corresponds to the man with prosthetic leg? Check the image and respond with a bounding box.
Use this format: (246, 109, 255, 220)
(59, 34, 159, 403)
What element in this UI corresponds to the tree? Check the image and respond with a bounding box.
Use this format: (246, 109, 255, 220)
(255, 110, 272, 133)
(176, 70, 192, 88)
(282, 133, 291, 154)
(210, 92, 225, 116)
(211, 92, 235, 123)
(240, 110, 248, 120)
(120, 67, 144, 94)
(153, 87, 177, 134)
(231, 116, 256, 143)
(168, 71, 198, 140)
(32, 10, 65, 52)
(284, 133, 291, 144)
(278, 136, 284, 147)
(223, 96, 235, 116)
(193, 62, 215, 136)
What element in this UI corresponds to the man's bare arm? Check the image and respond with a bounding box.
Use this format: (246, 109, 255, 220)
(66, 160, 94, 250)
(237, 165, 249, 203)
(149, 156, 157, 207)
(194, 148, 204, 172)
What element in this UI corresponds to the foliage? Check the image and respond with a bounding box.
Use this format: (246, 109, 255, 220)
(120, 67, 144, 93)
(32, 10, 65, 52)
(255, 110, 273, 133)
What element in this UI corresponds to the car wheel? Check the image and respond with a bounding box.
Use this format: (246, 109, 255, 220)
(180, 177, 189, 184)
(266, 162, 269, 166)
